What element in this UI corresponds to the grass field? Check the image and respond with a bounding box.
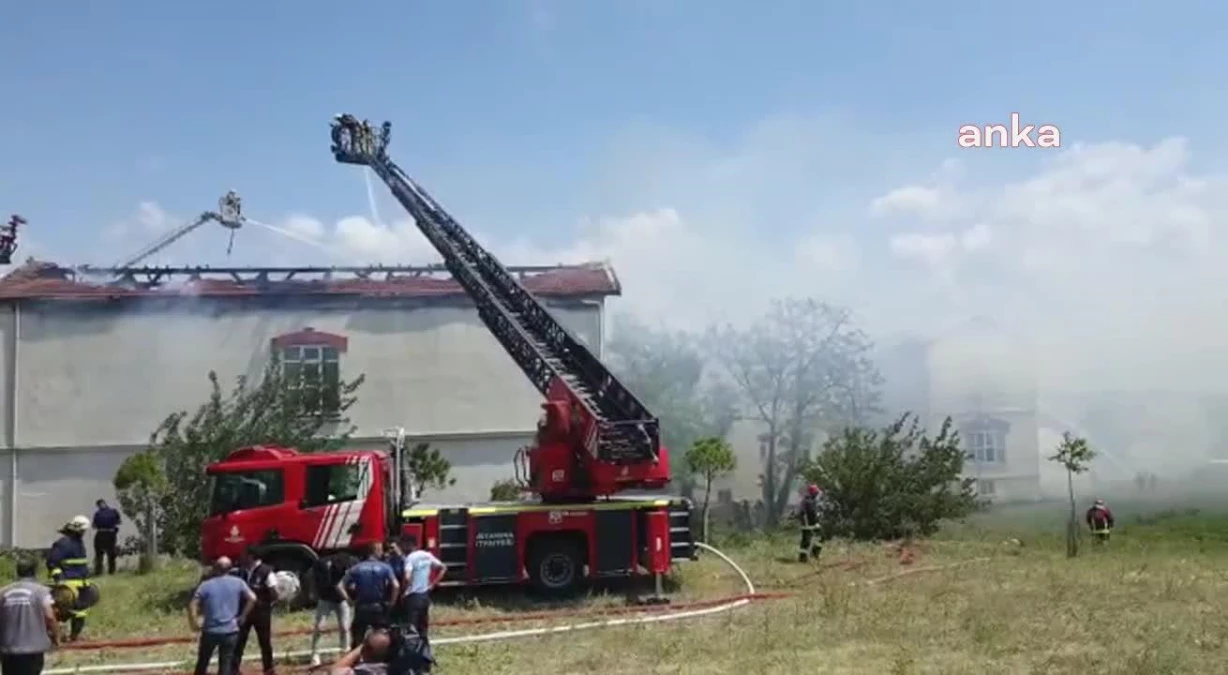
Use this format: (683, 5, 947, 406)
(22, 499, 1228, 674)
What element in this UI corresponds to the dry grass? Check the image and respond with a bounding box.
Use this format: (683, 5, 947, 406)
(36, 506, 1228, 674)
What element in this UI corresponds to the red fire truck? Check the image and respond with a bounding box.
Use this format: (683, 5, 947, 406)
(199, 115, 695, 598)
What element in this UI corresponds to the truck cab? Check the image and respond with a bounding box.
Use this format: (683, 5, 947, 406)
(201, 445, 393, 582)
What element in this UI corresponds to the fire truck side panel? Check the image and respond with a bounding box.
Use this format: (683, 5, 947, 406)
(396, 498, 694, 589)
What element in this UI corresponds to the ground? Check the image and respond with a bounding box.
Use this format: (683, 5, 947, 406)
(19, 500, 1228, 674)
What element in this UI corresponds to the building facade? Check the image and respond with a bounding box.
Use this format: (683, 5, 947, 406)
(881, 325, 1042, 503)
(0, 261, 619, 548)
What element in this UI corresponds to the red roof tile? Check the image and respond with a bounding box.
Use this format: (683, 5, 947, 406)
(0, 259, 621, 301)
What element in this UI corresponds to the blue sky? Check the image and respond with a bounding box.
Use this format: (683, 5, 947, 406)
(3, 1, 1228, 389)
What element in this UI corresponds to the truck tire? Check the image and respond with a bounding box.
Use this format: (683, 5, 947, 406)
(527, 538, 585, 596)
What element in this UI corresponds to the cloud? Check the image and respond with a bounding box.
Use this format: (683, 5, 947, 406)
(876, 137, 1228, 392)
(96, 117, 1228, 400)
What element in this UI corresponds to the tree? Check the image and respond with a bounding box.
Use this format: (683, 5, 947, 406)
(607, 315, 739, 497)
(708, 298, 880, 525)
(404, 442, 456, 500)
(489, 478, 523, 502)
(145, 357, 364, 557)
(1048, 432, 1097, 558)
(684, 437, 737, 542)
(802, 414, 982, 540)
(112, 450, 168, 573)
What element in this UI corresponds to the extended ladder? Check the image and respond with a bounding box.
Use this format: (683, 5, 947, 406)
(330, 117, 660, 464)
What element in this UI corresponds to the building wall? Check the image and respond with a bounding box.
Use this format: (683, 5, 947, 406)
(0, 296, 604, 548)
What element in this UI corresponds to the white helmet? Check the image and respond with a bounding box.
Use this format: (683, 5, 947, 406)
(65, 515, 90, 532)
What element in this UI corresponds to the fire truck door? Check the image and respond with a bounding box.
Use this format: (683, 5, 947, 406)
(301, 458, 376, 550)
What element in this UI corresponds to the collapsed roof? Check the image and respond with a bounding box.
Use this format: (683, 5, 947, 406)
(0, 259, 621, 301)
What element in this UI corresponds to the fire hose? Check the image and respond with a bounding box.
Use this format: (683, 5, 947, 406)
(44, 542, 763, 675)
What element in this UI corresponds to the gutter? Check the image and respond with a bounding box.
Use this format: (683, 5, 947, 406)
(6, 302, 18, 547)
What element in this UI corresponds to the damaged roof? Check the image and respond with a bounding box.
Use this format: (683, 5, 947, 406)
(0, 259, 622, 301)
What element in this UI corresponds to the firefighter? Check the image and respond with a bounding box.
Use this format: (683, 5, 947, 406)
(46, 516, 94, 642)
(91, 499, 121, 576)
(1086, 498, 1115, 544)
(796, 484, 823, 563)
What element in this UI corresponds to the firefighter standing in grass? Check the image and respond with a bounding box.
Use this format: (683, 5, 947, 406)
(45, 516, 94, 642)
(1086, 498, 1115, 544)
(797, 484, 823, 563)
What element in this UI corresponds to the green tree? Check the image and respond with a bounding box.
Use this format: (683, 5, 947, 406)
(709, 298, 881, 525)
(684, 437, 737, 542)
(607, 315, 739, 498)
(112, 450, 168, 573)
(404, 442, 456, 500)
(1048, 432, 1097, 558)
(802, 414, 982, 540)
(489, 478, 523, 502)
(146, 357, 364, 557)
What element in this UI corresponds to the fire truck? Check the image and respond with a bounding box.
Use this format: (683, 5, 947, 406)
(199, 115, 695, 598)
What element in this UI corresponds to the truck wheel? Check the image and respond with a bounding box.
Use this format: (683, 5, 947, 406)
(528, 539, 584, 596)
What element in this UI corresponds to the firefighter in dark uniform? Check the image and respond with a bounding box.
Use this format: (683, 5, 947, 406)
(46, 515, 95, 642)
(91, 499, 121, 575)
(230, 547, 279, 675)
(1086, 498, 1115, 545)
(338, 542, 399, 649)
(797, 484, 823, 563)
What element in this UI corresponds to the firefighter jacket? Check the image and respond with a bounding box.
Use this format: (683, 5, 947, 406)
(46, 535, 90, 582)
(798, 495, 821, 530)
(1085, 506, 1115, 533)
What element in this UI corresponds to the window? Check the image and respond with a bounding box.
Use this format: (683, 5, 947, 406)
(209, 470, 285, 515)
(962, 415, 1009, 465)
(717, 489, 734, 505)
(272, 328, 348, 417)
(977, 479, 996, 496)
(303, 463, 363, 508)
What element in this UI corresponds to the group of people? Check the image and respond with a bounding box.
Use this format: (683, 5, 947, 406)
(0, 499, 122, 675)
(188, 535, 444, 675)
(330, 114, 392, 159)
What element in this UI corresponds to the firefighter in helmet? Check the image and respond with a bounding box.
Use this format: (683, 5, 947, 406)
(1085, 498, 1115, 544)
(46, 515, 96, 641)
(796, 484, 823, 562)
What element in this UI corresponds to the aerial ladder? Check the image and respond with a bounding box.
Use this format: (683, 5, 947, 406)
(0, 214, 24, 265)
(111, 191, 245, 269)
(329, 114, 670, 502)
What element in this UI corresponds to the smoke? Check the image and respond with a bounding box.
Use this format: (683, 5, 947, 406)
(93, 116, 1228, 480)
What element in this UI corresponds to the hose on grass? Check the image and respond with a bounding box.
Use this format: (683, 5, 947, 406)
(44, 542, 762, 675)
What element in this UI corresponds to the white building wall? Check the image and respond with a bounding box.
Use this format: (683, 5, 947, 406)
(0, 296, 604, 548)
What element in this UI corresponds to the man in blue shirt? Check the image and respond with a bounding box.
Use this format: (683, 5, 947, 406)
(91, 499, 122, 576)
(399, 535, 445, 640)
(188, 557, 257, 675)
(338, 543, 398, 650)
(383, 541, 405, 623)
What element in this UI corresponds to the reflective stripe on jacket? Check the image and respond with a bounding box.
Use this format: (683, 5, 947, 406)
(46, 536, 91, 581)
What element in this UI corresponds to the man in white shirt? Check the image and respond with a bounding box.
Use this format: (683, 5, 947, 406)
(398, 536, 445, 640)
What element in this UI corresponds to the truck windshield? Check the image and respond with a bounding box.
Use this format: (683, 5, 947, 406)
(209, 469, 285, 516)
